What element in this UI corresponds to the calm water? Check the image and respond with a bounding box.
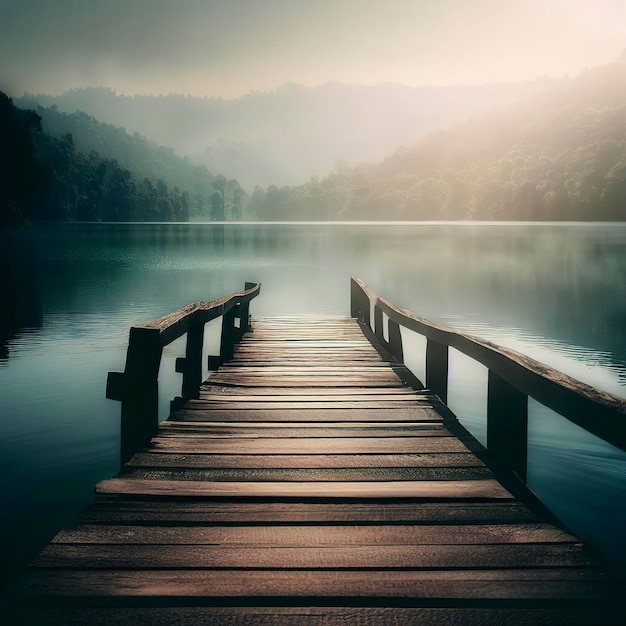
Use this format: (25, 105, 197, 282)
(1, 221, 625, 583)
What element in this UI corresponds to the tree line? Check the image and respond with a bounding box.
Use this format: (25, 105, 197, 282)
(1, 92, 246, 227)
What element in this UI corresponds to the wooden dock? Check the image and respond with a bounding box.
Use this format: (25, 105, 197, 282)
(9, 282, 625, 624)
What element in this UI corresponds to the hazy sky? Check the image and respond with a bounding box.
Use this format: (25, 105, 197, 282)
(1, 0, 625, 98)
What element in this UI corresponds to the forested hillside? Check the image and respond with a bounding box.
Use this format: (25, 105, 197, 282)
(1, 95, 247, 225)
(0, 92, 43, 226)
(254, 56, 626, 221)
(19, 80, 552, 188)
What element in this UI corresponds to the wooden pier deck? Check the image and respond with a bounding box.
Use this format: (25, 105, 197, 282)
(9, 295, 625, 623)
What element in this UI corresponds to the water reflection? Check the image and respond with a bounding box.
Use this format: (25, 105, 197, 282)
(447, 349, 488, 447)
(527, 400, 626, 566)
(0, 253, 42, 362)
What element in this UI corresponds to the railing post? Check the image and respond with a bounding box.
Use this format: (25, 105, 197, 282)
(220, 305, 239, 363)
(426, 339, 448, 403)
(374, 304, 384, 344)
(373, 303, 404, 363)
(177, 319, 204, 401)
(487, 370, 529, 481)
(387, 319, 404, 363)
(350, 278, 371, 328)
(118, 327, 162, 466)
(237, 282, 256, 337)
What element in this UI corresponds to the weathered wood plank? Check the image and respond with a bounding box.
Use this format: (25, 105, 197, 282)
(13, 606, 625, 626)
(200, 383, 416, 400)
(117, 466, 494, 482)
(78, 499, 542, 524)
(125, 452, 483, 469)
(197, 393, 428, 402)
(95, 478, 513, 499)
(217, 362, 398, 369)
(233, 345, 380, 351)
(159, 421, 444, 431)
(209, 373, 404, 381)
(171, 408, 441, 422)
(233, 344, 380, 349)
(247, 335, 370, 338)
(15, 568, 618, 601)
(155, 426, 449, 438)
(206, 379, 406, 389)
(232, 353, 384, 359)
(232, 371, 412, 380)
(182, 401, 431, 410)
(33, 543, 591, 570)
(235, 341, 378, 347)
(230, 354, 386, 360)
(214, 360, 394, 366)
(146, 436, 466, 454)
(52, 523, 577, 546)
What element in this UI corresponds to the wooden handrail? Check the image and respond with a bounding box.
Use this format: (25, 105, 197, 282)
(132, 282, 261, 346)
(106, 282, 261, 465)
(351, 277, 626, 480)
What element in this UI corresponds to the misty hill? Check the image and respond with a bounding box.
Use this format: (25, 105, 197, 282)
(8, 101, 248, 221)
(258, 55, 626, 221)
(0, 92, 191, 224)
(1, 94, 253, 225)
(18, 80, 558, 189)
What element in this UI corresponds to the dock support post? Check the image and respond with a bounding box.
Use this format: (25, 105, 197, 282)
(487, 370, 529, 481)
(426, 339, 448, 403)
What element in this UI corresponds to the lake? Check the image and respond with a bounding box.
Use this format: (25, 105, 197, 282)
(1, 221, 625, 584)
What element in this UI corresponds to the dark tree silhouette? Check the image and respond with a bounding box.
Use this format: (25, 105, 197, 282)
(0, 92, 43, 226)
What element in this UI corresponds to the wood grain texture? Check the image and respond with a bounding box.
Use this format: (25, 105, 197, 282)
(125, 452, 482, 469)
(15, 568, 618, 601)
(33, 543, 591, 570)
(158, 421, 444, 431)
(154, 425, 448, 438)
(171, 408, 441, 422)
(52, 523, 577, 546)
(145, 436, 469, 454)
(183, 401, 434, 410)
(78, 500, 541, 524)
(197, 392, 426, 401)
(95, 478, 514, 499)
(12, 607, 625, 626)
(117, 466, 494, 482)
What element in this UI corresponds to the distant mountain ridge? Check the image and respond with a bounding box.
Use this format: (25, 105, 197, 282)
(17, 79, 560, 188)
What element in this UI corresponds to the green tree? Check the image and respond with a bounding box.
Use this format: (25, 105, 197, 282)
(229, 180, 245, 220)
(209, 191, 225, 221)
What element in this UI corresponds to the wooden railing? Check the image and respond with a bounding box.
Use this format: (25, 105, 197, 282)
(351, 277, 626, 481)
(106, 282, 261, 465)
